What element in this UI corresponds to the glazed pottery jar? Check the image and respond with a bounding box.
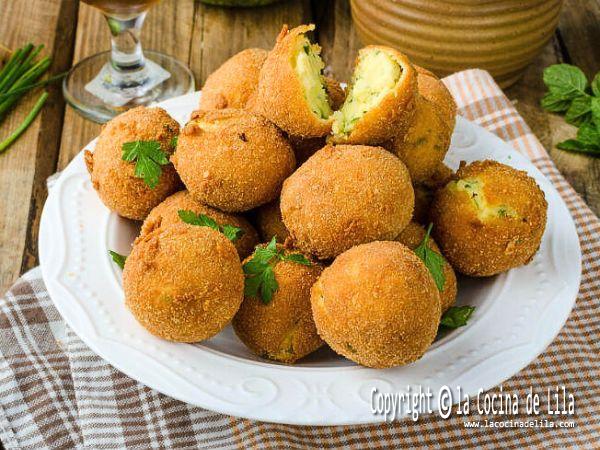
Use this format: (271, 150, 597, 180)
(350, 0, 563, 87)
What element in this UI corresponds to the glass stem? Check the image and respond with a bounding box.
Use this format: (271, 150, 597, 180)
(105, 12, 148, 88)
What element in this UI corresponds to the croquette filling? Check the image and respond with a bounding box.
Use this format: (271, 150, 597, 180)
(332, 49, 402, 136)
(293, 38, 332, 120)
(454, 179, 518, 219)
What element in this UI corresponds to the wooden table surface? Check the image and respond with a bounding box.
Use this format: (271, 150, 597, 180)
(0, 0, 599, 296)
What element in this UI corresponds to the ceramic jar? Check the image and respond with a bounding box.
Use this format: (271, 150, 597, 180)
(350, 0, 563, 87)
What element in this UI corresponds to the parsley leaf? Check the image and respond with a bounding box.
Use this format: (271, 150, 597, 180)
(177, 210, 244, 242)
(122, 140, 169, 189)
(440, 306, 475, 329)
(109, 250, 127, 269)
(414, 223, 446, 292)
(242, 237, 311, 304)
(170, 135, 178, 148)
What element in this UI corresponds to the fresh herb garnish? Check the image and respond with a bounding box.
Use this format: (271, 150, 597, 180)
(122, 140, 169, 189)
(440, 306, 475, 329)
(0, 43, 65, 154)
(243, 237, 311, 304)
(177, 209, 244, 242)
(541, 64, 600, 156)
(109, 250, 127, 269)
(170, 135, 178, 148)
(414, 223, 446, 291)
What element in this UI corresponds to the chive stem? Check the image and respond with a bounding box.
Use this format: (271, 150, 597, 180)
(0, 71, 66, 101)
(0, 91, 48, 154)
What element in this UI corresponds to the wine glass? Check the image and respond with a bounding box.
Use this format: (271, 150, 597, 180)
(63, 0, 195, 123)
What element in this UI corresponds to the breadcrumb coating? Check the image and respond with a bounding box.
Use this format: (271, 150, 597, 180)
(123, 224, 244, 342)
(252, 24, 333, 138)
(85, 106, 181, 220)
(280, 144, 414, 259)
(431, 160, 547, 276)
(311, 241, 441, 368)
(198, 48, 268, 111)
(233, 248, 324, 363)
(172, 108, 295, 212)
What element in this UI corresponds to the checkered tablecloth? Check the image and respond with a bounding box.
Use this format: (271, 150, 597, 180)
(1, 69, 598, 449)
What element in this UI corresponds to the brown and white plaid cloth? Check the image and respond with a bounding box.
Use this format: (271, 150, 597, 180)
(1, 69, 599, 449)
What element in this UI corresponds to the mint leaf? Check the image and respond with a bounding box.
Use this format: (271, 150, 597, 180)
(556, 139, 600, 155)
(122, 140, 169, 189)
(591, 97, 600, 129)
(109, 250, 127, 269)
(178, 210, 243, 242)
(414, 224, 446, 291)
(577, 122, 600, 147)
(440, 306, 475, 329)
(591, 73, 600, 97)
(564, 95, 592, 126)
(543, 64, 588, 99)
(541, 92, 571, 113)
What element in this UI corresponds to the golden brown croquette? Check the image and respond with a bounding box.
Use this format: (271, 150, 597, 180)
(395, 221, 457, 313)
(198, 48, 268, 111)
(255, 199, 290, 243)
(140, 190, 259, 259)
(431, 160, 547, 277)
(253, 24, 333, 138)
(280, 144, 414, 259)
(311, 241, 441, 368)
(84, 106, 181, 221)
(123, 224, 244, 342)
(331, 45, 417, 145)
(172, 108, 296, 212)
(390, 95, 452, 183)
(414, 65, 457, 130)
(233, 247, 324, 363)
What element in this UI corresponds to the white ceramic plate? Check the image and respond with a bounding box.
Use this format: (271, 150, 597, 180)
(39, 92, 581, 425)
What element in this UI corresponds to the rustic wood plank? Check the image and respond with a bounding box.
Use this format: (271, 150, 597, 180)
(58, 0, 195, 169)
(312, 0, 361, 83)
(189, 0, 311, 86)
(0, 0, 76, 293)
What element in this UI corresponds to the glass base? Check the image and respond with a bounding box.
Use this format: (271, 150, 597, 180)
(63, 50, 195, 123)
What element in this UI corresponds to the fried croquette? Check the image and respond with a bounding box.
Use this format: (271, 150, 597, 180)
(431, 160, 547, 277)
(414, 65, 457, 130)
(253, 24, 333, 138)
(280, 144, 414, 259)
(255, 199, 290, 243)
(198, 48, 268, 111)
(233, 248, 324, 363)
(331, 46, 417, 144)
(172, 108, 295, 212)
(123, 224, 244, 342)
(395, 222, 457, 313)
(140, 190, 259, 259)
(84, 106, 181, 221)
(311, 241, 441, 368)
(390, 95, 452, 183)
